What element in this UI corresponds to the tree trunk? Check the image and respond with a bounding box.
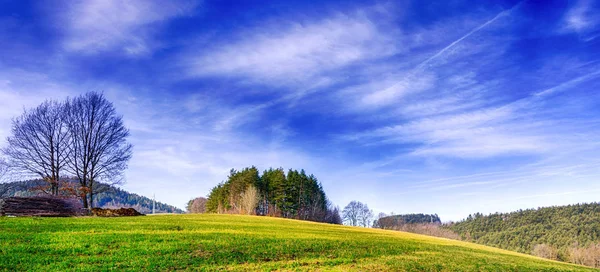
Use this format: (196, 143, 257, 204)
(81, 194, 89, 209)
(51, 181, 59, 196)
(89, 190, 94, 208)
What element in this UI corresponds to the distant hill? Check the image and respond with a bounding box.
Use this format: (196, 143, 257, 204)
(444, 203, 600, 265)
(0, 180, 184, 214)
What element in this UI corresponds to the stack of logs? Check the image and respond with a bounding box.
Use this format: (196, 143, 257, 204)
(0, 196, 88, 217)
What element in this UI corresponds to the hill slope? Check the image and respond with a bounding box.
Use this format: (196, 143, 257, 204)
(0, 181, 184, 214)
(0, 214, 593, 271)
(444, 203, 600, 262)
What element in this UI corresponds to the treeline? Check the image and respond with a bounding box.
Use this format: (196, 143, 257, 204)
(206, 167, 341, 224)
(373, 213, 441, 228)
(444, 203, 600, 267)
(0, 180, 183, 214)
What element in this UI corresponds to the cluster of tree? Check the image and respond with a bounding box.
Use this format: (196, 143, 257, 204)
(341, 201, 373, 227)
(370, 213, 456, 238)
(0, 92, 132, 209)
(0, 180, 182, 214)
(444, 203, 600, 267)
(530, 242, 600, 267)
(567, 243, 600, 267)
(205, 167, 342, 224)
(373, 213, 441, 228)
(187, 197, 207, 213)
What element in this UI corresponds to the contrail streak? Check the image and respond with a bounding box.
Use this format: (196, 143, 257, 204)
(416, 3, 522, 71)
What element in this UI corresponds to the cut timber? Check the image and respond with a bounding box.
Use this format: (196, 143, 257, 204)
(0, 196, 88, 217)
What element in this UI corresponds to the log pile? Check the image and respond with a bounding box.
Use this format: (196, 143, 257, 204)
(91, 207, 144, 217)
(0, 196, 88, 217)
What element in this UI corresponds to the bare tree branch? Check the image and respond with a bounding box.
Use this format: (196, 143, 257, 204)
(1, 100, 69, 195)
(0, 158, 11, 198)
(64, 92, 132, 208)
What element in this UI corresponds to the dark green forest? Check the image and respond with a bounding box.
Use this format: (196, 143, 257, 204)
(444, 203, 600, 265)
(373, 213, 441, 228)
(206, 166, 341, 224)
(0, 180, 183, 214)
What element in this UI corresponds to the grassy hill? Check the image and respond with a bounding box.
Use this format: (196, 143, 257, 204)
(0, 214, 593, 271)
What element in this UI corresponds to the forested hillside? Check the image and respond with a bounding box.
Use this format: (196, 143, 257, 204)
(0, 180, 183, 214)
(206, 167, 341, 224)
(445, 203, 600, 266)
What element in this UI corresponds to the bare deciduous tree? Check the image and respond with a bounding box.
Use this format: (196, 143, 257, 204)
(64, 92, 132, 209)
(240, 185, 258, 215)
(0, 158, 7, 181)
(532, 244, 559, 260)
(1, 100, 69, 195)
(187, 197, 207, 213)
(359, 204, 374, 227)
(342, 200, 373, 227)
(342, 201, 361, 226)
(568, 244, 600, 267)
(0, 158, 12, 198)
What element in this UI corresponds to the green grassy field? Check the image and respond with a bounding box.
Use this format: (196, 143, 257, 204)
(0, 214, 594, 271)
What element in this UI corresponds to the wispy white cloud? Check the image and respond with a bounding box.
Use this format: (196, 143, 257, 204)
(336, 2, 600, 160)
(58, 0, 198, 55)
(333, 6, 517, 112)
(183, 11, 400, 87)
(0, 69, 74, 141)
(344, 69, 600, 158)
(359, 72, 436, 108)
(562, 0, 599, 40)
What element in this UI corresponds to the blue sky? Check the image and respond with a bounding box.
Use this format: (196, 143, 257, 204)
(1, 0, 599, 221)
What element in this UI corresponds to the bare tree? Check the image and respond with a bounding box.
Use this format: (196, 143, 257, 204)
(1, 100, 69, 195)
(358, 203, 374, 227)
(240, 185, 259, 215)
(64, 92, 132, 209)
(342, 201, 361, 226)
(0, 158, 7, 181)
(568, 243, 600, 267)
(187, 197, 207, 213)
(532, 244, 558, 260)
(0, 158, 12, 198)
(342, 201, 373, 227)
